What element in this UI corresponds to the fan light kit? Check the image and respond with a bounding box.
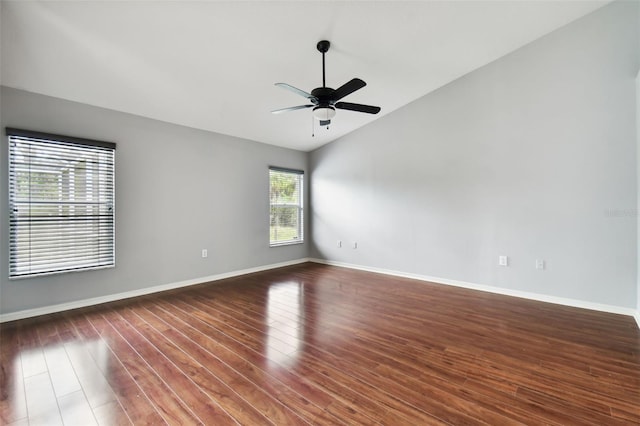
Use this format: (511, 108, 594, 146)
(313, 106, 336, 121)
(272, 40, 381, 132)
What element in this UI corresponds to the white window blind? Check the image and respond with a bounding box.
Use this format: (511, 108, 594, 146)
(269, 167, 303, 246)
(7, 128, 116, 278)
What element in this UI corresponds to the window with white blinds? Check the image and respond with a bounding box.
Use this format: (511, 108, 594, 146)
(7, 128, 116, 278)
(269, 167, 303, 246)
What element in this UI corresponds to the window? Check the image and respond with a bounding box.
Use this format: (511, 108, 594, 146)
(7, 128, 116, 278)
(269, 167, 303, 246)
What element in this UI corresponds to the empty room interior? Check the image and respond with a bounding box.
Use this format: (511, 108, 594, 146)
(1, 0, 639, 424)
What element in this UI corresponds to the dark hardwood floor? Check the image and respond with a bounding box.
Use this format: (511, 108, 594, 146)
(1, 262, 639, 425)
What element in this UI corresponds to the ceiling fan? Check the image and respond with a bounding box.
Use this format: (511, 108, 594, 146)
(272, 40, 381, 127)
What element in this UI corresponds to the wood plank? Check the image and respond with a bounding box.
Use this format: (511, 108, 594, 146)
(85, 311, 203, 425)
(114, 305, 267, 425)
(24, 372, 62, 425)
(66, 311, 166, 424)
(147, 298, 358, 424)
(57, 390, 98, 426)
(0, 325, 28, 425)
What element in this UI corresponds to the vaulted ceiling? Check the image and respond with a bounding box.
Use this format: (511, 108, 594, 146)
(1, 1, 610, 151)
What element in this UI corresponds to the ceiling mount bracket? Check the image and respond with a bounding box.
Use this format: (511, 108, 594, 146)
(316, 40, 330, 53)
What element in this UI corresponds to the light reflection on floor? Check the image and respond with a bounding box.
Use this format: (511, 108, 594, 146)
(266, 281, 305, 367)
(5, 338, 116, 425)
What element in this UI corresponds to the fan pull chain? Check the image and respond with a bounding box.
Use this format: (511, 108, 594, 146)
(311, 115, 315, 137)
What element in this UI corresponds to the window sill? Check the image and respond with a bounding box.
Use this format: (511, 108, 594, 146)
(270, 240, 304, 248)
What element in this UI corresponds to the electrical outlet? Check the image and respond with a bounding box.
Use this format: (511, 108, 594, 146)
(498, 255, 508, 266)
(201, 249, 208, 258)
(536, 259, 545, 270)
(337, 240, 342, 248)
(352, 242, 358, 249)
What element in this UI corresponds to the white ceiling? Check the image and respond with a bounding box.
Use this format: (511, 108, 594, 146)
(1, 1, 610, 151)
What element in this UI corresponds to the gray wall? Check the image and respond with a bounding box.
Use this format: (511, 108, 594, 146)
(310, 1, 639, 308)
(0, 86, 308, 315)
(1, 1, 638, 317)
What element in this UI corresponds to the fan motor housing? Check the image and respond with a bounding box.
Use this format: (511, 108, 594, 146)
(311, 87, 335, 103)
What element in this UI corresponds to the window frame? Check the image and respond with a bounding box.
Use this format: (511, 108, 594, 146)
(7, 128, 116, 279)
(269, 166, 304, 247)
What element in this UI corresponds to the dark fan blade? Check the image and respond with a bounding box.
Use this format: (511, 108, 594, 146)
(275, 83, 317, 102)
(332, 78, 366, 101)
(271, 105, 314, 114)
(335, 101, 381, 114)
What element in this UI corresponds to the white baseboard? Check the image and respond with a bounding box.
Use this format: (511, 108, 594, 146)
(309, 258, 639, 324)
(0, 258, 310, 323)
(4, 257, 638, 331)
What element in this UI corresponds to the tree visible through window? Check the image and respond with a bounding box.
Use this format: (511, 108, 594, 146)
(7, 128, 116, 278)
(269, 167, 303, 246)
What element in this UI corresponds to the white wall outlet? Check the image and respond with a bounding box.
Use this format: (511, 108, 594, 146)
(337, 240, 342, 248)
(498, 255, 508, 266)
(201, 249, 208, 258)
(352, 242, 358, 249)
(536, 259, 545, 270)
